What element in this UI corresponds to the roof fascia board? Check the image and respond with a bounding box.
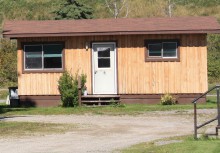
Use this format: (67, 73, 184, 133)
(3, 30, 220, 39)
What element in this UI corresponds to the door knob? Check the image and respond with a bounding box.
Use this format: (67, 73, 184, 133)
(94, 71, 97, 74)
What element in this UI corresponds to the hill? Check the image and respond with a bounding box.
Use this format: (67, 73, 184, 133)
(0, 0, 220, 24)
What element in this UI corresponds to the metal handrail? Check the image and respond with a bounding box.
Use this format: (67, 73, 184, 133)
(192, 85, 220, 104)
(193, 85, 220, 139)
(197, 117, 218, 129)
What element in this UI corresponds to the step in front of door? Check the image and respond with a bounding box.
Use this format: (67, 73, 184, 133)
(81, 95, 120, 106)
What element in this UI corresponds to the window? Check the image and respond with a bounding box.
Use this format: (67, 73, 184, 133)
(145, 40, 179, 62)
(24, 43, 64, 71)
(97, 47, 111, 68)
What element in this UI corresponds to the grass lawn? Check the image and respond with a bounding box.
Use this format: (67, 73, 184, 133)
(121, 136, 220, 153)
(208, 83, 220, 95)
(0, 121, 76, 138)
(0, 101, 217, 116)
(0, 93, 218, 116)
(207, 96, 218, 103)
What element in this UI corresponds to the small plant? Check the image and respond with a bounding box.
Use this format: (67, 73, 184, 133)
(160, 93, 176, 105)
(110, 99, 126, 107)
(58, 71, 86, 107)
(110, 98, 116, 105)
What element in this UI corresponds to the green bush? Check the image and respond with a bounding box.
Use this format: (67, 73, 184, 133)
(207, 34, 220, 83)
(160, 93, 176, 105)
(58, 71, 86, 107)
(0, 38, 17, 87)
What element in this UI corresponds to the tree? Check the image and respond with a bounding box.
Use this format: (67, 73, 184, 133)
(166, 0, 175, 17)
(105, 0, 130, 18)
(0, 39, 17, 87)
(207, 34, 220, 83)
(54, 0, 93, 20)
(165, 0, 184, 17)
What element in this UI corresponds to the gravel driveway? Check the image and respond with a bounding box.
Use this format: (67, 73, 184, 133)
(0, 109, 217, 153)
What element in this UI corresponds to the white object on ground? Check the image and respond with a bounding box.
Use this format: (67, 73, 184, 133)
(6, 95, 10, 105)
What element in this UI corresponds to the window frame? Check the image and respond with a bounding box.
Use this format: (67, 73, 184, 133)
(22, 42, 65, 73)
(145, 39, 180, 62)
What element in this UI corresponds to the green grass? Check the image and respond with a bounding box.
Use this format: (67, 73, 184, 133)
(121, 136, 220, 153)
(207, 96, 218, 103)
(0, 102, 217, 116)
(208, 83, 220, 95)
(0, 121, 76, 138)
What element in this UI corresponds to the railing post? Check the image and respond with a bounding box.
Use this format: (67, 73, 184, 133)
(217, 87, 220, 126)
(193, 85, 220, 138)
(194, 102, 198, 139)
(78, 76, 82, 107)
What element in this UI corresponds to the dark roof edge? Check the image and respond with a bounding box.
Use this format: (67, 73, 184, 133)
(3, 29, 220, 39)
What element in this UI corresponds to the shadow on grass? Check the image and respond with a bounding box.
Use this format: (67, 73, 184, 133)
(0, 105, 28, 115)
(0, 97, 38, 115)
(0, 115, 29, 121)
(207, 99, 217, 104)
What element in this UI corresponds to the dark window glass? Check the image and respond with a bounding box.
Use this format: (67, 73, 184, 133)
(98, 59, 110, 68)
(98, 48, 110, 57)
(148, 43, 162, 57)
(24, 44, 63, 70)
(44, 57, 62, 68)
(25, 45, 42, 69)
(25, 45, 42, 52)
(163, 42, 177, 57)
(43, 44, 63, 69)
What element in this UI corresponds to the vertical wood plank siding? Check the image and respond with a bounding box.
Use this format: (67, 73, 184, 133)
(17, 34, 207, 95)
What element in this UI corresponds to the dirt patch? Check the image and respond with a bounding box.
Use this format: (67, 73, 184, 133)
(0, 109, 217, 153)
(0, 121, 77, 138)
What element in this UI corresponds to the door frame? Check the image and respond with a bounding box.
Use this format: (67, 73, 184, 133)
(91, 42, 118, 94)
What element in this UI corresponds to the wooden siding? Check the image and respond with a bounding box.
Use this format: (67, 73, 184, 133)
(17, 34, 207, 95)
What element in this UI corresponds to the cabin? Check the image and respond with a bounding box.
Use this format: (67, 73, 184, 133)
(3, 16, 220, 107)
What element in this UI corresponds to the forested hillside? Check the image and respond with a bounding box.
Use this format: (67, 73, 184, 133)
(1, 0, 220, 25)
(0, 0, 220, 87)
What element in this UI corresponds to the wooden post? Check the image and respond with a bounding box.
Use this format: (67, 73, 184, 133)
(78, 76, 82, 107)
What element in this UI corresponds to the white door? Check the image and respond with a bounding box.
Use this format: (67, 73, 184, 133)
(92, 42, 117, 94)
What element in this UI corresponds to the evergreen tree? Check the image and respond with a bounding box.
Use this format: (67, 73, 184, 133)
(54, 0, 93, 20)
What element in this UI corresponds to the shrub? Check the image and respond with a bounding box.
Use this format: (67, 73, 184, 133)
(80, 73, 87, 94)
(0, 38, 17, 87)
(207, 34, 220, 83)
(58, 71, 86, 107)
(160, 93, 176, 105)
